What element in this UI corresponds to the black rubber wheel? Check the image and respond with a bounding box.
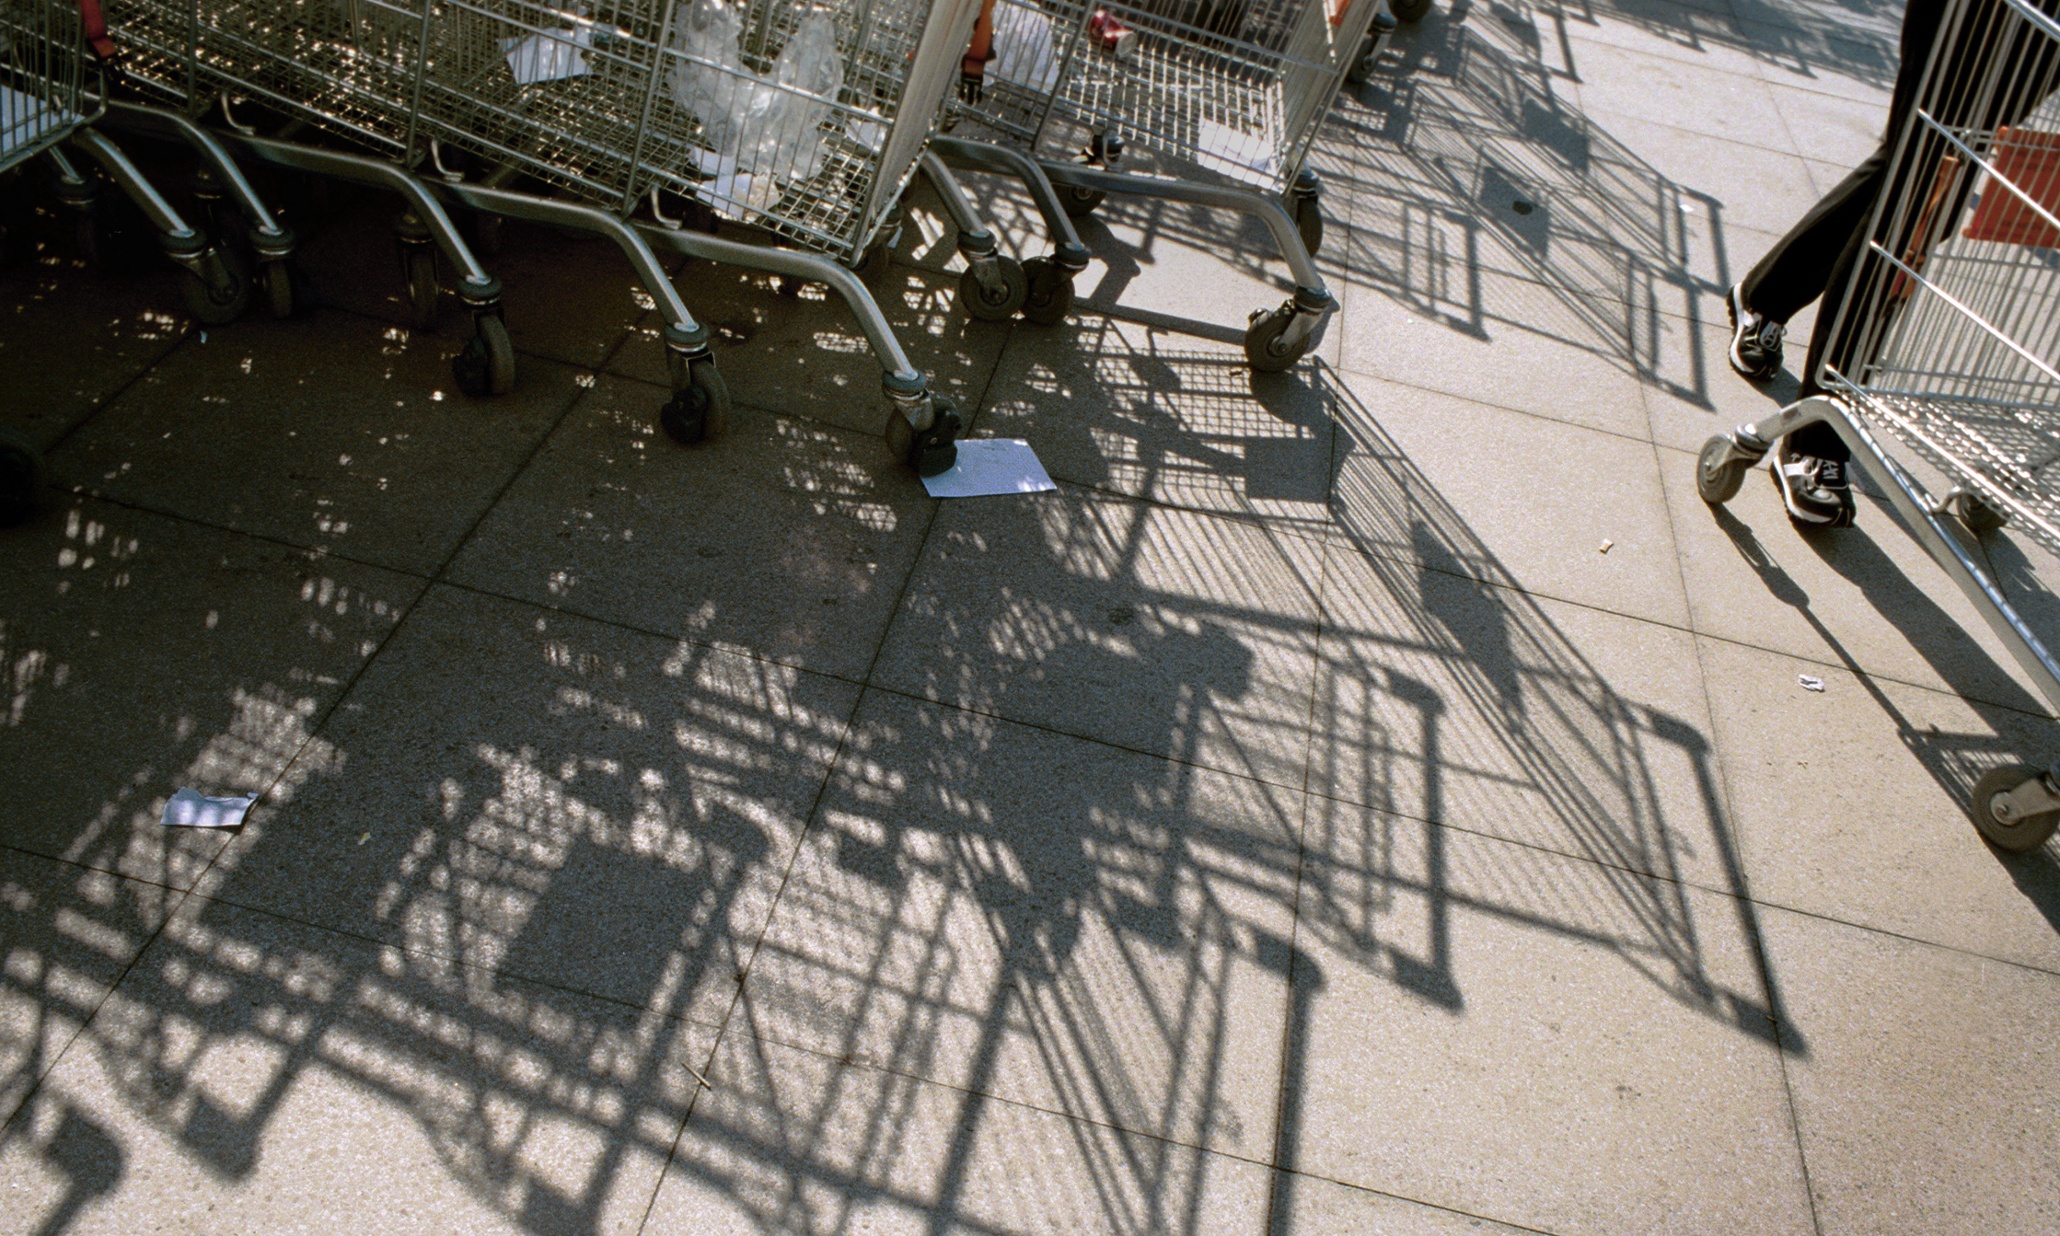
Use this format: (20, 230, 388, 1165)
(403, 244, 439, 331)
(660, 358, 732, 444)
(1971, 764, 2060, 852)
(1244, 307, 1309, 373)
(960, 256, 1028, 322)
(262, 260, 295, 319)
(0, 426, 43, 528)
(452, 313, 515, 397)
(1294, 195, 1323, 259)
(1059, 184, 1105, 219)
(1390, 0, 1432, 21)
(1696, 436, 1750, 505)
(1020, 257, 1074, 326)
(180, 247, 250, 325)
(1960, 494, 2009, 534)
(911, 397, 963, 477)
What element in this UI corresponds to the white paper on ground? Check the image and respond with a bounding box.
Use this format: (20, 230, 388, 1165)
(162, 788, 259, 829)
(1193, 120, 1279, 181)
(920, 439, 1057, 498)
(502, 26, 594, 85)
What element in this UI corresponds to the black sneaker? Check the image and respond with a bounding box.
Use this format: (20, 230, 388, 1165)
(1772, 443, 1855, 527)
(1727, 283, 1785, 381)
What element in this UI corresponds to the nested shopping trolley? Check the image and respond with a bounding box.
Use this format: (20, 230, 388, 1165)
(111, 0, 990, 469)
(0, 0, 250, 524)
(1697, 0, 2060, 850)
(937, 0, 1394, 369)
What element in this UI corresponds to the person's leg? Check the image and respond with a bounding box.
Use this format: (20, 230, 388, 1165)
(1738, 150, 1889, 324)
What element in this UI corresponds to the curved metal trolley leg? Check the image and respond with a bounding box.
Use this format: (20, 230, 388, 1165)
(430, 181, 729, 445)
(1039, 160, 1336, 371)
(99, 98, 299, 318)
(55, 130, 248, 325)
(1696, 397, 2060, 851)
(917, 149, 1028, 323)
(927, 135, 1091, 326)
(632, 222, 960, 476)
(220, 132, 513, 396)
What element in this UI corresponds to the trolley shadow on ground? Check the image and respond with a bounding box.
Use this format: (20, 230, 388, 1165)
(1328, 0, 1733, 405)
(1711, 504, 2060, 924)
(5, 350, 1807, 1234)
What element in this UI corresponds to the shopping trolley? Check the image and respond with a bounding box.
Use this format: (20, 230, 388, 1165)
(0, 0, 247, 525)
(935, 0, 1395, 370)
(1696, 0, 2060, 851)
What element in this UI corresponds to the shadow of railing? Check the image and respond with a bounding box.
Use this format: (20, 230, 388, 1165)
(8, 359, 1798, 1235)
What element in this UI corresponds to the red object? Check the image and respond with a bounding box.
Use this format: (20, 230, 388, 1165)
(1089, 8, 1136, 57)
(1963, 128, 2060, 248)
(79, 0, 121, 62)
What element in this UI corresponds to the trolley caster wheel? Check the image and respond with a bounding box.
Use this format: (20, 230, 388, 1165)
(1244, 306, 1310, 373)
(452, 314, 515, 397)
(180, 247, 250, 326)
(1020, 257, 1074, 326)
(1059, 184, 1105, 220)
(1971, 764, 2060, 852)
(403, 245, 440, 331)
(1942, 488, 2009, 534)
(0, 427, 43, 528)
(1293, 195, 1323, 258)
(1346, 50, 1377, 86)
(1391, 0, 1432, 20)
(260, 259, 301, 319)
(960, 256, 1027, 322)
(659, 359, 732, 445)
(1696, 435, 1754, 505)
(887, 397, 963, 476)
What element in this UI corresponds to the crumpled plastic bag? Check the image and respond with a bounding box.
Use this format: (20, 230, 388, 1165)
(989, 5, 1058, 93)
(669, 0, 844, 212)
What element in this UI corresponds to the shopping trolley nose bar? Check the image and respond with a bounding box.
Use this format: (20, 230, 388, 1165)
(225, 133, 500, 302)
(631, 222, 929, 406)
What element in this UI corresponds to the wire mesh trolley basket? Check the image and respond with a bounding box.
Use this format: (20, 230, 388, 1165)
(1696, 0, 2060, 851)
(933, 0, 1394, 369)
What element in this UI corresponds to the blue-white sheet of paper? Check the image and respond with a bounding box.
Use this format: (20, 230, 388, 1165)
(919, 439, 1057, 499)
(162, 788, 259, 829)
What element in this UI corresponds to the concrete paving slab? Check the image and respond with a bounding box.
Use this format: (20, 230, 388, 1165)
(1333, 281, 1658, 441)
(44, 307, 587, 576)
(1761, 905, 2060, 1236)
(0, 495, 420, 889)
(446, 374, 936, 681)
(1311, 536, 1736, 893)
(0, 249, 191, 451)
(1577, 52, 1798, 154)
(1, 893, 709, 1235)
(739, 688, 1301, 1161)
(972, 314, 1338, 520)
(608, 261, 1012, 441)
(643, 1028, 1273, 1235)
(1578, 111, 1831, 240)
(1771, 90, 1886, 172)
(868, 485, 1324, 789)
(1696, 635, 2060, 971)
(1658, 442, 2057, 710)
(0, 851, 184, 1130)
(1330, 372, 1691, 627)
(196, 584, 859, 1030)
(1272, 1173, 1544, 1234)
(1287, 811, 1812, 1236)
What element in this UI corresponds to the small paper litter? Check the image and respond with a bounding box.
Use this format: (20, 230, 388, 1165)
(920, 439, 1056, 499)
(162, 788, 258, 829)
(1798, 674, 1825, 692)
